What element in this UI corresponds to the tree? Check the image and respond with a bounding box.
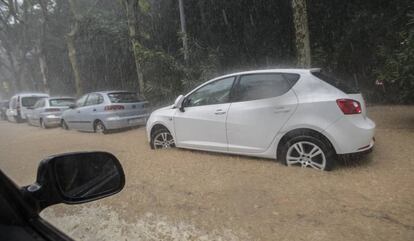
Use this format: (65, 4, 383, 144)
(292, 0, 311, 68)
(66, 0, 83, 96)
(122, 0, 145, 95)
(178, 0, 189, 63)
(37, 0, 50, 93)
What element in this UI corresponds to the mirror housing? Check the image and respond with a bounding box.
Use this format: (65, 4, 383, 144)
(173, 95, 185, 112)
(23, 152, 125, 213)
(68, 103, 76, 109)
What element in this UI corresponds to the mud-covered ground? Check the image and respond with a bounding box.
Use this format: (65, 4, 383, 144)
(0, 105, 413, 241)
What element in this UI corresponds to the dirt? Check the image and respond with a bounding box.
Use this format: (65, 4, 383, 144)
(0, 105, 413, 241)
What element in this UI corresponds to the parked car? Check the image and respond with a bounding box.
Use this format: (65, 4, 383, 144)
(26, 97, 76, 128)
(0, 151, 125, 241)
(146, 68, 375, 171)
(61, 91, 149, 133)
(0, 100, 9, 120)
(6, 93, 49, 123)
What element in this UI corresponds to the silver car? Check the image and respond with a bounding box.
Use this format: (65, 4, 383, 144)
(26, 97, 76, 128)
(61, 91, 149, 133)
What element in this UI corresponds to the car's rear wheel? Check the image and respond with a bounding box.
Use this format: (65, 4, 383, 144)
(151, 128, 175, 149)
(61, 120, 69, 130)
(94, 120, 106, 134)
(280, 135, 335, 171)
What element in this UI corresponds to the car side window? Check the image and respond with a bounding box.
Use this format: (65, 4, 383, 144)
(76, 95, 88, 107)
(185, 77, 235, 107)
(234, 73, 295, 102)
(85, 94, 103, 106)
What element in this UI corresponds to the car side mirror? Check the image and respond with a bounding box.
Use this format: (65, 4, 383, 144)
(23, 152, 125, 213)
(173, 95, 185, 112)
(68, 103, 76, 109)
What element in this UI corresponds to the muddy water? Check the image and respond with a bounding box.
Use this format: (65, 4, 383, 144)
(0, 105, 413, 241)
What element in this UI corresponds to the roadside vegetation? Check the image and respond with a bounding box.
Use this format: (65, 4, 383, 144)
(0, 0, 412, 105)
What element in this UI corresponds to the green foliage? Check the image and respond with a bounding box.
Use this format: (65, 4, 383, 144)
(1, 0, 412, 104)
(374, 18, 414, 103)
(133, 42, 184, 104)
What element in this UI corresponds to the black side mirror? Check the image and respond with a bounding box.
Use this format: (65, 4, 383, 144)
(24, 152, 125, 213)
(68, 104, 76, 109)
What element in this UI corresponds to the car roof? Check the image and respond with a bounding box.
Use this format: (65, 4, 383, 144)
(90, 90, 136, 94)
(200, 68, 320, 85)
(211, 68, 319, 80)
(12, 93, 49, 98)
(48, 96, 75, 100)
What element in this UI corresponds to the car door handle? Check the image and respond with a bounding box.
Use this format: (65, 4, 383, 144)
(273, 107, 290, 113)
(93, 109, 97, 112)
(214, 109, 226, 115)
(77, 111, 80, 113)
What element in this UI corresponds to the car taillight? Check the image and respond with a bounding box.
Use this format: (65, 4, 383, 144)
(45, 108, 60, 112)
(104, 105, 125, 111)
(336, 99, 361, 115)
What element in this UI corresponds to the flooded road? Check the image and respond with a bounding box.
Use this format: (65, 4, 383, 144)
(0, 105, 413, 241)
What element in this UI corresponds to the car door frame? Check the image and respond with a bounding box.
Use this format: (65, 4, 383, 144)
(77, 93, 104, 131)
(33, 99, 46, 126)
(65, 94, 89, 130)
(173, 76, 238, 151)
(0, 169, 74, 241)
(225, 72, 300, 154)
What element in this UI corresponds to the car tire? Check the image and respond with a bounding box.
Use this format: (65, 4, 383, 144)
(40, 119, 48, 129)
(280, 134, 336, 171)
(150, 127, 175, 149)
(61, 120, 69, 130)
(94, 120, 106, 134)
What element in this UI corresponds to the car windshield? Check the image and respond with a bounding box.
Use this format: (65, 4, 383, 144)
(21, 97, 46, 107)
(108, 92, 143, 103)
(49, 98, 75, 107)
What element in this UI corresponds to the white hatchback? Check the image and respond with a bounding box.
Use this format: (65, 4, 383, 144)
(146, 69, 375, 171)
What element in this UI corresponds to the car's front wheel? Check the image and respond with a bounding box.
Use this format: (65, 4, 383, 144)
(280, 135, 335, 171)
(151, 127, 175, 149)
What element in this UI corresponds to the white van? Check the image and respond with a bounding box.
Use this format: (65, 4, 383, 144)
(7, 93, 49, 122)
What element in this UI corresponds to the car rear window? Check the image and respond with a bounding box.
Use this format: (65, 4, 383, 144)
(108, 92, 144, 103)
(311, 71, 359, 94)
(49, 98, 75, 107)
(21, 97, 46, 107)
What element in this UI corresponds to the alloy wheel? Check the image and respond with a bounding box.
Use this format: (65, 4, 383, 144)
(95, 122, 106, 134)
(153, 132, 175, 149)
(286, 141, 326, 170)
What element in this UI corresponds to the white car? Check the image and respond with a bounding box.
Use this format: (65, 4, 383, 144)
(6, 93, 50, 123)
(146, 69, 375, 171)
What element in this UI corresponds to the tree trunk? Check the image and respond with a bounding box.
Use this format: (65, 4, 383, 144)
(123, 0, 145, 96)
(37, 0, 50, 93)
(66, 0, 83, 96)
(178, 0, 189, 63)
(292, 0, 311, 68)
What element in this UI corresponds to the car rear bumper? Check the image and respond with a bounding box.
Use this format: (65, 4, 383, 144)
(323, 115, 375, 154)
(103, 113, 149, 130)
(43, 115, 62, 126)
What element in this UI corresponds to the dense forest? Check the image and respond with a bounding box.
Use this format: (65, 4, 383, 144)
(0, 0, 412, 104)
